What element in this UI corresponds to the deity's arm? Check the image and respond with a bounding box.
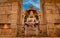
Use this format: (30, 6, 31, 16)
(27, 18, 28, 22)
(27, 18, 30, 22)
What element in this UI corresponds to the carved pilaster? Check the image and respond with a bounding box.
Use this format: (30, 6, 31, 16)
(17, 0, 24, 36)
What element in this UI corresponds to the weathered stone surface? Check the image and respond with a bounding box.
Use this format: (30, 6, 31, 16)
(0, 29, 17, 37)
(0, 0, 60, 37)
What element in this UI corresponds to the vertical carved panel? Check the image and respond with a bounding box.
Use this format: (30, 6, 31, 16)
(17, 0, 25, 36)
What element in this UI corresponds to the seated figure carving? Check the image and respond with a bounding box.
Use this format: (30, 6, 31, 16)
(25, 11, 39, 27)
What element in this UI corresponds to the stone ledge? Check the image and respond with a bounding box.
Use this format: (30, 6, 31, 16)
(0, 37, 60, 38)
(0, 28, 17, 37)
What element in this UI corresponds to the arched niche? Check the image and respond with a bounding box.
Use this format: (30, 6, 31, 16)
(24, 6, 39, 22)
(17, 0, 47, 36)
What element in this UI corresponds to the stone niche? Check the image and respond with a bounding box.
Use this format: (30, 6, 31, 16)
(0, 23, 17, 37)
(24, 6, 40, 36)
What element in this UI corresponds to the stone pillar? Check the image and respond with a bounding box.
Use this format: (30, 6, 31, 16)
(17, 0, 24, 36)
(40, 0, 47, 36)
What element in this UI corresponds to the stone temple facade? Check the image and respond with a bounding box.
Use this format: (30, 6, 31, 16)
(0, 0, 60, 37)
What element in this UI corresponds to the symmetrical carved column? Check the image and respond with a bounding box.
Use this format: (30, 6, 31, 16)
(40, 0, 47, 36)
(17, 0, 24, 36)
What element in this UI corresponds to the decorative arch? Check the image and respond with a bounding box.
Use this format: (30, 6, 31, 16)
(23, 6, 40, 22)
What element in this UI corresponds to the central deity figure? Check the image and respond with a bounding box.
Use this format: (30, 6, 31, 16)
(25, 11, 38, 27)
